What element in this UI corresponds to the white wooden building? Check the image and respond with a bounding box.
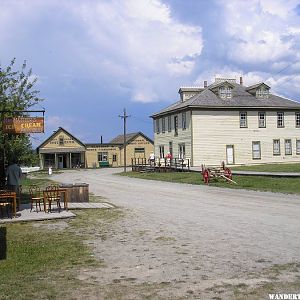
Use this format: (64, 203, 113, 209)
(151, 77, 300, 166)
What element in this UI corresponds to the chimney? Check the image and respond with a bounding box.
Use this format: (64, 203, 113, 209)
(240, 76, 243, 85)
(204, 80, 207, 88)
(101, 136, 103, 144)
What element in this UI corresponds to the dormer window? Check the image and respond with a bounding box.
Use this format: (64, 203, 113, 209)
(219, 86, 232, 99)
(256, 88, 269, 99)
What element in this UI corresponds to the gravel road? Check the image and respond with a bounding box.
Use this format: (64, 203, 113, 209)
(52, 168, 300, 299)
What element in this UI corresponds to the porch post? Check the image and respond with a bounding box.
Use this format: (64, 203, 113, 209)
(69, 153, 72, 168)
(54, 153, 58, 169)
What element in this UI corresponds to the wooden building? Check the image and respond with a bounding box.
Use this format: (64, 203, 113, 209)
(37, 128, 154, 169)
(151, 77, 300, 166)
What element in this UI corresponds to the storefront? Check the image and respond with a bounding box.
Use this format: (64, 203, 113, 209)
(37, 127, 154, 169)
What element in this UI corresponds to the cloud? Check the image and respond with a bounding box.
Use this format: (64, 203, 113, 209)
(219, 0, 300, 65)
(70, 0, 203, 102)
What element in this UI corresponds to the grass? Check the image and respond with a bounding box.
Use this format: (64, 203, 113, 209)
(0, 219, 99, 299)
(231, 163, 300, 172)
(0, 207, 124, 300)
(120, 171, 300, 194)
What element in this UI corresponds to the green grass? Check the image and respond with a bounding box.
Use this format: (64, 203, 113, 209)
(231, 163, 300, 172)
(0, 220, 99, 299)
(120, 171, 300, 194)
(0, 208, 124, 300)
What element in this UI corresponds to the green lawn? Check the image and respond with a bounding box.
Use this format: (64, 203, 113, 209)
(231, 163, 300, 172)
(0, 206, 123, 299)
(120, 171, 300, 195)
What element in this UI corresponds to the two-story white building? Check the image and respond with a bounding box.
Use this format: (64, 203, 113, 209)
(151, 77, 300, 166)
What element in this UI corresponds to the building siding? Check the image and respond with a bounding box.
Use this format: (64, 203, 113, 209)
(154, 111, 192, 161)
(192, 110, 300, 166)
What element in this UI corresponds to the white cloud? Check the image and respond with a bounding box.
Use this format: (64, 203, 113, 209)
(220, 0, 300, 64)
(70, 0, 203, 102)
(0, 0, 203, 104)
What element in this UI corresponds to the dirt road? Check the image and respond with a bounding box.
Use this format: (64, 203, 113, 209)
(53, 168, 300, 299)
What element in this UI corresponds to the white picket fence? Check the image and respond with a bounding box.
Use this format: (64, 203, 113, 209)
(21, 166, 40, 173)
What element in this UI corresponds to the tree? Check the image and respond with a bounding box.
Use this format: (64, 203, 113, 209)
(0, 59, 43, 180)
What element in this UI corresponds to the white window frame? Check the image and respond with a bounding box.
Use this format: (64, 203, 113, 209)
(182, 112, 186, 130)
(167, 115, 171, 132)
(239, 111, 247, 128)
(159, 145, 165, 159)
(219, 86, 232, 99)
(98, 152, 108, 162)
(285, 139, 292, 155)
(296, 139, 300, 155)
(156, 119, 160, 134)
(162, 118, 165, 133)
(252, 141, 261, 160)
(277, 112, 284, 128)
(295, 112, 300, 128)
(256, 88, 269, 99)
(273, 139, 280, 156)
(178, 143, 185, 159)
(169, 141, 173, 157)
(258, 112, 266, 128)
(174, 115, 178, 136)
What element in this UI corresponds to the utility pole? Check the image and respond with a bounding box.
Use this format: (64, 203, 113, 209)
(119, 108, 130, 172)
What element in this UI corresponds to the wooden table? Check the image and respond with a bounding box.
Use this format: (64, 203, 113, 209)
(0, 190, 17, 217)
(43, 188, 68, 212)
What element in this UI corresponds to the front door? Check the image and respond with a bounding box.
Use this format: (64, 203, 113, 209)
(58, 155, 64, 169)
(226, 145, 234, 164)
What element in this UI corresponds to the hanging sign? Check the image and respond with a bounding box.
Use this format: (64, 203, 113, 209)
(3, 117, 44, 134)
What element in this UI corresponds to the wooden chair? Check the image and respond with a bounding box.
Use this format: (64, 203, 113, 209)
(29, 185, 43, 212)
(44, 185, 61, 213)
(0, 190, 12, 218)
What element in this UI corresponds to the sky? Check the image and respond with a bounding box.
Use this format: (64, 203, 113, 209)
(1, 0, 300, 147)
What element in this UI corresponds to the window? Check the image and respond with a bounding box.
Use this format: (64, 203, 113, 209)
(98, 152, 108, 162)
(239, 111, 247, 128)
(162, 118, 165, 133)
(277, 112, 284, 128)
(256, 88, 269, 99)
(178, 143, 185, 159)
(44, 154, 55, 167)
(182, 112, 186, 130)
(156, 119, 160, 133)
(296, 140, 300, 154)
(59, 136, 64, 146)
(167, 116, 171, 132)
(134, 147, 145, 153)
(258, 112, 266, 128)
(296, 112, 300, 128)
(112, 154, 117, 162)
(174, 116, 178, 136)
(169, 141, 173, 156)
(273, 139, 280, 155)
(285, 139, 292, 155)
(252, 141, 261, 159)
(219, 86, 232, 99)
(159, 145, 165, 158)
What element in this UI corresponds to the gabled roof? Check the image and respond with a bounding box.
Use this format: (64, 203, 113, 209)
(208, 80, 235, 91)
(110, 131, 154, 145)
(246, 82, 270, 91)
(37, 127, 85, 150)
(151, 81, 300, 117)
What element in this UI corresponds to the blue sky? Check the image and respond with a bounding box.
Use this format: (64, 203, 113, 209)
(1, 0, 300, 147)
